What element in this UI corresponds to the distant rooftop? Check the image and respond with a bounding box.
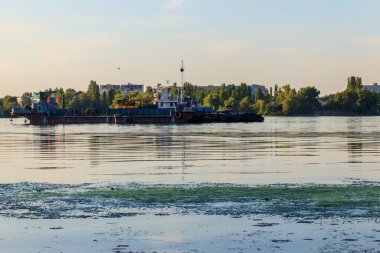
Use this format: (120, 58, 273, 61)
(363, 83, 380, 93)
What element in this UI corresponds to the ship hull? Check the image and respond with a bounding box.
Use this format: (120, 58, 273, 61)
(12, 111, 264, 126)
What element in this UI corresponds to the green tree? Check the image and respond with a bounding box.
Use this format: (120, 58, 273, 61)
(64, 88, 78, 109)
(101, 91, 108, 111)
(146, 86, 154, 97)
(253, 99, 266, 114)
(296, 86, 320, 114)
(170, 83, 178, 97)
(137, 91, 154, 101)
(203, 94, 220, 109)
(325, 76, 380, 114)
(111, 93, 128, 108)
(21, 92, 33, 107)
(265, 102, 280, 115)
(276, 85, 297, 115)
(224, 96, 235, 109)
(255, 88, 264, 102)
(239, 96, 251, 112)
(274, 84, 279, 99)
(238, 83, 250, 101)
(2, 95, 18, 115)
(347, 76, 362, 90)
(219, 83, 228, 103)
(107, 89, 116, 106)
(357, 88, 378, 113)
(86, 80, 100, 108)
(54, 87, 65, 108)
(70, 92, 90, 110)
(0, 98, 4, 116)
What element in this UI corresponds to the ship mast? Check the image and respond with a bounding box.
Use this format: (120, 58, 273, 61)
(180, 60, 185, 101)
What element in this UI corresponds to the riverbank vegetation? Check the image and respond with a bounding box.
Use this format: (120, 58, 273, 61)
(322, 77, 380, 115)
(1, 76, 380, 116)
(181, 76, 380, 116)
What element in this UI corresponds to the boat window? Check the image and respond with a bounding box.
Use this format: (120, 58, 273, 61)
(160, 102, 163, 107)
(170, 102, 173, 107)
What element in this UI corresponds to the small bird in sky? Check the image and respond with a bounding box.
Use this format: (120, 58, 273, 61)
(117, 67, 121, 70)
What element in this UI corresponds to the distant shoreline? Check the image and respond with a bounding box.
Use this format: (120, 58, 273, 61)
(3, 113, 379, 120)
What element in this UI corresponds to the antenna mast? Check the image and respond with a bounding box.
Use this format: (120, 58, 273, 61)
(180, 60, 185, 100)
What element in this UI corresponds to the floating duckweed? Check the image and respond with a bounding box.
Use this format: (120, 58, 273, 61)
(4, 184, 376, 219)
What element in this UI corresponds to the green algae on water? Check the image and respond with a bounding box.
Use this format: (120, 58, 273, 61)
(15, 184, 380, 218)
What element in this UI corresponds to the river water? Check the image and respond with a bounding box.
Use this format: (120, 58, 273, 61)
(0, 116, 379, 185)
(1, 117, 380, 253)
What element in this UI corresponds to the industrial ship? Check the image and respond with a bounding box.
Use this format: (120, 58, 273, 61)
(12, 90, 264, 125)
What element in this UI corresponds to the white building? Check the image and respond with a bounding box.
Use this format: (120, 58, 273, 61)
(99, 83, 144, 94)
(152, 83, 180, 97)
(363, 83, 380, 93)
(99, 84, 119, 94)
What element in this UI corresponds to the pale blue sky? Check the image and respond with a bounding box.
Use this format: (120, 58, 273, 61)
(1, 0, 380, 95)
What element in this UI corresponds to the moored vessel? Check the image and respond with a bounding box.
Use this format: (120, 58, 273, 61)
(12, 91, 264, 125)
(12, 61, 264, 125)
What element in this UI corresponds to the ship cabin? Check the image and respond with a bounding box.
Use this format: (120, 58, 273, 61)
(180, 98, 214, 113)
(31, 92, 59, 113)
(155, 91, 179, 109)
(155, 99, 179, 109)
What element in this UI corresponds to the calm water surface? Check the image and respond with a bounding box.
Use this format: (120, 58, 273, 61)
(0, 117, 379, 184)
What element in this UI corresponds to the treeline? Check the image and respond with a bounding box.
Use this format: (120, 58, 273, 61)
(322, 77, 380, 115)
(0, 80, 155, 116)
(43, 81, 154, 113)
(1, 76, 380, 117)
(179, 77, 380, 115)
(181, 82, 321, 115)
(1, 81, 112, 116)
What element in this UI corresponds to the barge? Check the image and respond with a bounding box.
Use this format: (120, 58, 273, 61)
(12, 91, 264, 126)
